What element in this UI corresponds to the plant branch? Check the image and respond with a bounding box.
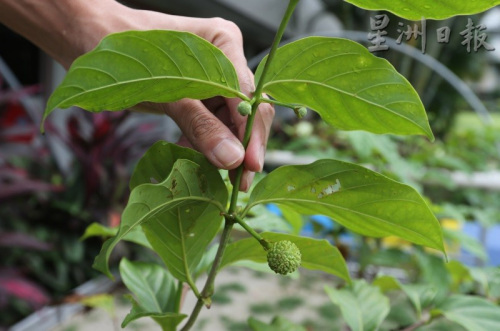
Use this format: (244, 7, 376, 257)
(401, 312, 431, 331)
(253, 0, 300, 99)
(180, 218, 234, 331)
(261, 97, 302, 109)
(229, 0, 299, 213)
(181, 1, 300, 329)
(234, 214, 270, 250)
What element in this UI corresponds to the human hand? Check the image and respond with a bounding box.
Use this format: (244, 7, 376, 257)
(0, 0, 274, 191)
(86, 4, 275, 191)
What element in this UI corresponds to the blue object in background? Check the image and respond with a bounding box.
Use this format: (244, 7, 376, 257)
(458, 222, 500, 266)
(266, 203, 282, 217)
(485, 225, 500, 266)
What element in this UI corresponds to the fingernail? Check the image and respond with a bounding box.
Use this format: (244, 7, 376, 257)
(213, 139, 244, 168)
(242, 172, 255, 192)
(258, 145, 265, 172)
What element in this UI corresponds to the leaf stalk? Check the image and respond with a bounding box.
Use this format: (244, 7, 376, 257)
(233, 214, 270, 250)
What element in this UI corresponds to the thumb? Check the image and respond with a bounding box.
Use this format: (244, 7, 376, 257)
(164, 99, 245, 170)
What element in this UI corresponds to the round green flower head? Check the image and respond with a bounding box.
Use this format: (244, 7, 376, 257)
(237, 101, 252, 116)
(294, 106, 307, 119)
(267, 240, 301, 275)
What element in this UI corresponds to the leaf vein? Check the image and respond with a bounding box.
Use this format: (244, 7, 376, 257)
(71, 66, 119, 82)
(98, 49, 153, 77)
(293, 52, 363, 79)
(265, 79, 425, 132)
(252, 198, 437, 246)
(126, 34, 184, 76)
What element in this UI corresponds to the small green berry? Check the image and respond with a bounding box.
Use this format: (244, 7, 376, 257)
(294, 106, 307, 119)
(267, 240, 301, 275)
(237, 101, 252, 116)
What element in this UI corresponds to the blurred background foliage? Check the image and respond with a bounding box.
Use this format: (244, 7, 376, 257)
(1, 0, 499, 328)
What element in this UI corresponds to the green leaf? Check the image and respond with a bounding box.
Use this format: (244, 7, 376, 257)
(93, 159, 226, 279)
(434, 294, 500, 331)
(123, 295, 186, 331)
(344, 0, 500, 20)
(414, 250, 451, 301)
(81, 222, 152, 249)
(470, 267, 500, 299)
(42, 30, 246, 127)
(416, 319, 466, 331)
(193, 244, 219, 279)
(80, 222, 117, 240)
(141, 159, 226, 284)
(130, 141, 225, 191)
(374, 275, 436, 317)
(325, 280, 390, 331)
(446, 260, 473, 292)
(231, 260, 299, 278)
(245, 159, 445, 253)
(220, 232, 350, 282)
(256, 37, 433, 139)
(279, 205, 304, 235)
(239, 204, 295, 233)
(365, 248, 412, 268)
(248, 316, 306, 331)
(119, 259, 186, 330)
(120, 259, 177, 313)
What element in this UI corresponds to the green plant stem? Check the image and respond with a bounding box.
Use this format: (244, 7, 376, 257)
(234, 215, 270, 250)
(181, 2, 300, 329)
(229, 0, 299, 212)
(180, 218, 234, 331)
(253, 0, 300, 99)
(261, 97, 301, 109)
(402, 314, 430, 331)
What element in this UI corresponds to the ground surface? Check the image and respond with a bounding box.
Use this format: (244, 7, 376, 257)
(52, 267, 342, 331)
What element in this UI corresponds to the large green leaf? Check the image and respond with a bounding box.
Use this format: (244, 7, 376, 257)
(93, 159, 227, 279)
(344, 0, 500, 20)
(414, 250, 451, 301)
(119, 259, 186, 331)
(141, 160, 226, 283)
(244, 159, 445, 253)
(123, 296, 186, 331)
(80, 222, 152, 249)
(220, 232, 350, 282)
(434, 294, 500, 331)
(256, 37, 433, 139)
(325, 280, 390, 331)
(129, 141, 224, 191)
(42, 30, 246, 127)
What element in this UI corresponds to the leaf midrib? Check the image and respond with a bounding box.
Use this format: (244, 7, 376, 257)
(263, 79, 425, 133)
(51, 76, 248, 110)
(248, 197, 439, 248)
(101, 196, 222, 265)
(131, 269, 163, 312)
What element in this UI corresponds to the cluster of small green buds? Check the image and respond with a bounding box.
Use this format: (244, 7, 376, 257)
(266, 240, 301, 275)
(293, 106, 307, 119)
(237, 101, 252, 116)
